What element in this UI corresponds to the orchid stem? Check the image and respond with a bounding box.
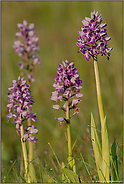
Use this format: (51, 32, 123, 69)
(28, 118, 33, 162)
(66, 100, 73, 171)
(93, 58, 104, 123)
(27, 78, 33, 166)
(27, 78, 36, 182)
(20, 124, 30, 183)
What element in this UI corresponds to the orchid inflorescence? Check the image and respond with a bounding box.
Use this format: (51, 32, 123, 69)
(76, 10, 113, 61)
(7, 76, 38, 143)
(13, 20, 41, 82)
(51, 60, 83, 126)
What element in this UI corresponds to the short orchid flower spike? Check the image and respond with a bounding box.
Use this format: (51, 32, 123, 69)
(7, 76, 38, 143)
(51, 60, 83, 126)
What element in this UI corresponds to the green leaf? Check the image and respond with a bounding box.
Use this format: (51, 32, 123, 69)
(101, 116, 110, 182)
(72, 154, 76, 174)
(61, 167, 79, 183)
(62, 162, 70, 183)
(110, 140, 119, 182)
(91, 113, 104, 182)
(29, 163, 37, 183)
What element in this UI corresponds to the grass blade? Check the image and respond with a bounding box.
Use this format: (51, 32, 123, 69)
(48, 142, 61, 168)
(38, 163, 43, 183)
(80, 153, 92, 182)
(43, 166, 62, 183)
(3, 160, 16, 183)
(13, 168, 26, 183)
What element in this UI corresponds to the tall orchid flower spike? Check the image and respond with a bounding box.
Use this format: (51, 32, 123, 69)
(76, 10, 112, 182)
(76, 10, 113, 61)
(13, 20, 41, 182)
(51, 60, 83, 171)
(7, 76, 38, 182)
(13, 20, 41, 82)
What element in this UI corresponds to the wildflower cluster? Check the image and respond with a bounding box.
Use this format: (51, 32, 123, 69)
(13, 20, 41, 82)
(76, 10, 113, 61)
(51, 60, 83, 126)
(7, 76, 38, 143)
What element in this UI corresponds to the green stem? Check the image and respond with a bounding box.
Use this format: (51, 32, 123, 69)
(93, 58, 110, 182)
(27, 78, 37, 182)
(27, 65, 33, 165)
(20, 124, 30, 183)
(28, 118, 33, 162)
(93, 58, 104, 124)
(66, 100, 73, 171)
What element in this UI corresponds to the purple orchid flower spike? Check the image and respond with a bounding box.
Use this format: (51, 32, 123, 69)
(7, 76, 38, 143)
(13, 20, 41, 82)
(76, 10, 113, 61)
(51, 60, 83, 126)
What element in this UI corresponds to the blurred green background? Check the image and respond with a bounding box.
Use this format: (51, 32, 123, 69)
(1, 1, 123, 182)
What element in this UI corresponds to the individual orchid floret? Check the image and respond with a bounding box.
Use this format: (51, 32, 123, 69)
(55, 117, 65, 127)
(51, 60, 83, 126)
(7, 76, 38, 143)
(23, 125, 38, 143)
(13, 20, 41, 82)
(76, 10, 113, 61)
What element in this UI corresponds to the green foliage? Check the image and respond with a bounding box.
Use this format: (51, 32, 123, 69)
(101, 117, 110, 182)
(28, 163, 37, 183)
(91, 115, 123, 183)
(61, 167, 80, 183)
(91, 113, 104, 182)
(110, 140, 119, 182)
